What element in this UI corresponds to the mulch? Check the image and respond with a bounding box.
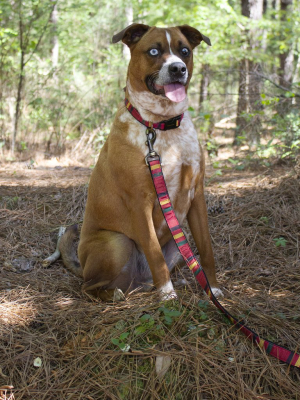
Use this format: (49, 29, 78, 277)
(0, 159, 299, 400)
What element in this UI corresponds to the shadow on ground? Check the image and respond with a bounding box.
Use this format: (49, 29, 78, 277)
(0, 162, 299, 399)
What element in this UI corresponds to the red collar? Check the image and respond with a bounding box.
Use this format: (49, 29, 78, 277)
(125, 98, 184, 131)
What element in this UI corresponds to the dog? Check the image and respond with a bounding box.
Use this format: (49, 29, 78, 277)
(58, 23, 222, 301)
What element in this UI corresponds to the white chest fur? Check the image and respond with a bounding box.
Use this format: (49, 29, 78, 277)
(154, 115, 200, 202)
(118, 106, 201, 233)
(119, 109, 200, 184)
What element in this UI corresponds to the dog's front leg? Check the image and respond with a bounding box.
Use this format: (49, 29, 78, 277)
(187, 185, 221, 294)
(132, 205, 177, 300)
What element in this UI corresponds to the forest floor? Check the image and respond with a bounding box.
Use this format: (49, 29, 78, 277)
(0, 143, 300, 400)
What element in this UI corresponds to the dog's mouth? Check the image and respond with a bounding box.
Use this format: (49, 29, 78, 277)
(146, 75, 187, 103)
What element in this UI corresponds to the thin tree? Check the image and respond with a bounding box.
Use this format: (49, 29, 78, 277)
(278, 0, 293, 88)
(199, 63, 210, 109)
(235, 0, 264, 146)
(12, 0, 55, 155)
(51, 1, 59, 72)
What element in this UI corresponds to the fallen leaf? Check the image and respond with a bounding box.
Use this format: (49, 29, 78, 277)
(33, 357, 42, 367)
(12, 257, 33, 272)
(155, 355, 171, 379)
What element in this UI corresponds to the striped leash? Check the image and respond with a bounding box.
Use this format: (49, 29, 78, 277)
(147, 155, 300, 369)
(124, 97, 300, 368)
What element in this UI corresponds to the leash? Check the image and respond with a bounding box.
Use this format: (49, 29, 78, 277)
(125, 98, 300, 369)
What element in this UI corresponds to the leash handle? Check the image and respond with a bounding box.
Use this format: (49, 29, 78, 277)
(148, 157, 300, 369)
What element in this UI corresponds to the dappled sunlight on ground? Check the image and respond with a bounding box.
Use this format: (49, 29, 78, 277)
(0, 149, 299, 398)
(0, 298, 37, 327)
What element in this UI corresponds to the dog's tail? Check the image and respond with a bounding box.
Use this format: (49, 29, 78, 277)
(43, 225, 83, 278)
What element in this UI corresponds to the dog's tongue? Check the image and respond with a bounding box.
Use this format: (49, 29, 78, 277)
(164, 83, 186, 103)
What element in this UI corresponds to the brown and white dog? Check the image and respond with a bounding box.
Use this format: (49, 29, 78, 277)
(58, 24, 222, 301)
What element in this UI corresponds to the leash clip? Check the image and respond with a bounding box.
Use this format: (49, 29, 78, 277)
(145, 127, 159, 165)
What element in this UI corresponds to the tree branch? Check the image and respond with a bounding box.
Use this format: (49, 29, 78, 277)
(24, 5, 55, 66)
(253, 72, 300, 97)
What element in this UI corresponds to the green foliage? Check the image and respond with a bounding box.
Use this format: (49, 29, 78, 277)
(0, 0, 299, 161)
(273, 237, 287, 248)
(259, 216, 269, 224)
(111, 332, 130, 352)
(206, 139, 220, 157)
(134, 313, 165, 338)
(273, 110, 300, 158)
(1, 196, 19, 210)
(228, 158, 246, 170)
(158, 306, 182, 326)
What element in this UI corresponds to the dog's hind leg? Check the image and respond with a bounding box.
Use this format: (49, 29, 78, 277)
(58, 225, 83, 277)
(162, 239, 184, 272)
(78, 230, 134, 297)
(133, 239, 184, 293)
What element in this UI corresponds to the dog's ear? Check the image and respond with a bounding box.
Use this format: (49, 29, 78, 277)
(176, 25, 211, 48)
(112, 23, 151, 47)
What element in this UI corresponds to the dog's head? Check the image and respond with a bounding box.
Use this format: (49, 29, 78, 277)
(113, 24, 210, 105)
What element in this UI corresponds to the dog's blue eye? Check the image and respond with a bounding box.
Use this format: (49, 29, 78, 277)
(149, 48, 159, 56)
(181, 47, 190, 56)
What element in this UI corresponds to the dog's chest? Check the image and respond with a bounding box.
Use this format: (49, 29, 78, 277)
(121, 111, 201, 234)
(122, 111, 201, 188)
(154, 117, 201, 200)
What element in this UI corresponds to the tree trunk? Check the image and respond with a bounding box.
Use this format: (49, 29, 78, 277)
(235, 59, 249, 144)
(199, 64, 210, 108)
(123, 6, 133, 61)
(51, 2, 59, 70)
(0, 69, 3, 137)
(263, 0, 267, 13)
(248, 60, 263, 144)
(235, 0, 263, 146)
(248, 0, 263, 145)
(11, 1, 54, 155)
(292, 54, 300, 106)
(235, 0, 250, 143)
(12, 52, 25, 155)
(278, 0, 293, 88)
(12, 7, 25, 156)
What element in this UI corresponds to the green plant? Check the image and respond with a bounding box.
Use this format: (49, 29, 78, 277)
(158, 307, 182, 326)
(273, 237, 287, 247)
(111, 332, 130, 352)
(134, 314, 155, 334)
(206, 138, 219, 157)
(20, 141, 27, 150)
(228, 157, 246, 170)
(134, 313, 165, 338)
(259, 216, 269, 224)
(267, 108, 300, 159)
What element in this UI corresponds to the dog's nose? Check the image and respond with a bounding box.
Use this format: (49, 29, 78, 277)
(168, 62, 187, 78)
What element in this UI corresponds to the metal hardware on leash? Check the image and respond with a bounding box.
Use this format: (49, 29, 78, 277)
(145, 127, 159, 165)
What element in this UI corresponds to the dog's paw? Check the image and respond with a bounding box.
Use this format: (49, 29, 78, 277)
(159, 281, 178, 301)
(211, 287, 224, 298)
(160, 291, 178, 302)
(113, 288, 126, 302)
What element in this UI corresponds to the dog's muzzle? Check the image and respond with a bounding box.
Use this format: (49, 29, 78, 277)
(146, 59, 189, 102)
(168, 62, 187, 80)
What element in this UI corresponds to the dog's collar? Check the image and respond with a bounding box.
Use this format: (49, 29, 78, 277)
(125, 98, 184, 131)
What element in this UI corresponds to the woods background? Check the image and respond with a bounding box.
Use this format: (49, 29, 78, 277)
(0, 0, 299, 164)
